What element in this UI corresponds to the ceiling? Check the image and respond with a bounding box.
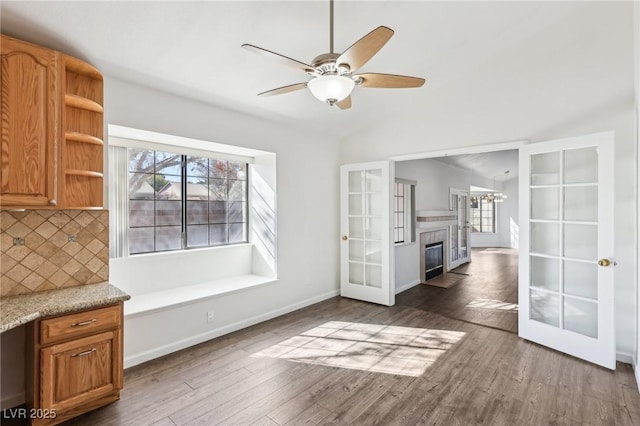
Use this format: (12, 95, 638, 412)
(433, 150, 518, 182)
(0, 1, 634, 142)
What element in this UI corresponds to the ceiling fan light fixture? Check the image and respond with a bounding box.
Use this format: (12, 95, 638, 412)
(307, 75, 355, 105)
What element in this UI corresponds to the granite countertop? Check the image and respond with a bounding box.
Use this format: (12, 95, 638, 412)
(0, 282, 130, 333)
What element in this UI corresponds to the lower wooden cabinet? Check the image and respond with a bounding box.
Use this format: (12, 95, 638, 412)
(27, 303, 123, 425)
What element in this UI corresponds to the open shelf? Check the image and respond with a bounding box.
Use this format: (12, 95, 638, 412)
(65, 94, 104, 113)
(62, 54, 104, 209)
(65, 170, 104, 178)
(65, 132, 103, 146)
(65, 56, 102, 80)
(64, 173, 103, 208)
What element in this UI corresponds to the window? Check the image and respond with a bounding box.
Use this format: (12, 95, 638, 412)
(394, 182, 406, 243)
(394, 180, 416, 244)
(128, 148, 248, 254)
(470, 197, 495, 233)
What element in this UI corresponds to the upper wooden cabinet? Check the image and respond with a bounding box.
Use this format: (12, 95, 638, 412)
(0, 35, 59, 207)
(0, 35, 104, 209)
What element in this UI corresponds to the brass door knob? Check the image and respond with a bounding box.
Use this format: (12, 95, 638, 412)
(597, 258, 611, 267)
(342, 236, 348, 241)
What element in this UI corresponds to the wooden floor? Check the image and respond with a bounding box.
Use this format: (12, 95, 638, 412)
(59, 248, 639, 425)
(398, 247, 519, 333)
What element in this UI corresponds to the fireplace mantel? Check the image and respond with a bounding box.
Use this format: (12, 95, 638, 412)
(416, 209, 457, 230)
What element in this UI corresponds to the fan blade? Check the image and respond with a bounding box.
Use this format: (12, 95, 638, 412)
(336, 96, 352, 110)
(258, 82, 308, 97)
(242, 44, 315, 74)
(355, 73, 425, 88)
(336, 26, 394, 72)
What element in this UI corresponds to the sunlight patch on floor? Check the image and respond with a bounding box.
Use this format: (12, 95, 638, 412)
(251, 321, 466, 377)
(466, 298, 518, 312)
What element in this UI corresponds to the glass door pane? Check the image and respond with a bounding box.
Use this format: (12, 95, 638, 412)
(563, 297, 597, 338)
(564, 147, 598, 184)
(528, 147, 600, 338)
(450, 194, 459, 262)
(341, 161, 393, 306)
(348, 169, 382, 288)
(530, 289, 560, 327)
(449, 191, 470, 269)
(520, 131, 614, 369)
(459, 195, 468, 259)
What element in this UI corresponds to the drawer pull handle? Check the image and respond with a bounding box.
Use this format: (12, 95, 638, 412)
(71, 319, 97, 327)
(71, 348, 96, 358)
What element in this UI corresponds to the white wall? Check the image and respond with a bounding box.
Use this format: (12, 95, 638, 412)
(111, 244, 254, 296)
(499, 177, 520, 249)
(635, 0, 640, 388)
(397, 159, 495, 211)
(394, 158, 514, 291)
(102, 77, 341, 365)
(470, 231, 500, 248)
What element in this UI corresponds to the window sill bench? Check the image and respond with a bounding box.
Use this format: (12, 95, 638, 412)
(124, 274, 277, 318)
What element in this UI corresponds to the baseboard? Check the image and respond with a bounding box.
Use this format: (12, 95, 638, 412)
(0, 391, 25, 410)
(124, 289, 340, 368)
(617, 352, 640, 393)
(395, 279, 421, 295)
(617, 351, 635, 365)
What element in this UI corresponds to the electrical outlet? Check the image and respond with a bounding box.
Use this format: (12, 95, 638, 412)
(207, 310, 215, 323)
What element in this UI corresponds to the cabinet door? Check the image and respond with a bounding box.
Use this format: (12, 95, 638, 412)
(0, 35, 59, 207)
(41, 330, 119, 412)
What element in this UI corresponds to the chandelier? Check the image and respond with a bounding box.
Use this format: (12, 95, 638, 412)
(471, 171, 509, 203)
(473, 192, 508, 203)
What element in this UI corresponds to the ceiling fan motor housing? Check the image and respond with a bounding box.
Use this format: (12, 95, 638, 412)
(311, 53, 351, 76)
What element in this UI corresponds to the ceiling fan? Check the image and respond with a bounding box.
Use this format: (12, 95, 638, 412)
(242, 0, 425, 110)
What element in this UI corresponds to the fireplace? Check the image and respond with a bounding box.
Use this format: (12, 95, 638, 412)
(419, 229, 448, 284)
(425, 242, 444, 280)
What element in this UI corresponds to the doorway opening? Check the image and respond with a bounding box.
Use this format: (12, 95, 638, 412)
(392, 141, 524, 332)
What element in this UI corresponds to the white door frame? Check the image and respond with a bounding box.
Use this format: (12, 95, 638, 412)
(390, 140, 529, 162)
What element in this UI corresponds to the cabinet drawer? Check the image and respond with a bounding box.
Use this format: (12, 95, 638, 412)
(40, 305, 120, 345)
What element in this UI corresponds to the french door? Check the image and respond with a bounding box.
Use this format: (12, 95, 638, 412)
(340, 161, 394, 306)
(449, 188, 470, 269)
(518, 131, 615, 369)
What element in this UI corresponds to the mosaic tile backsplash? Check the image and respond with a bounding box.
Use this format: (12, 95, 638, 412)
(1, 210, 109, 296)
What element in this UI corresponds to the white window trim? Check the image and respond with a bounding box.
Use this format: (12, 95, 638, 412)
(107, 125, 272, 259)
(394, 178, 417, 247)
(108, 126, 278, 316)
(108, 124, 268, 163)
(471, 198, 497, 234)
